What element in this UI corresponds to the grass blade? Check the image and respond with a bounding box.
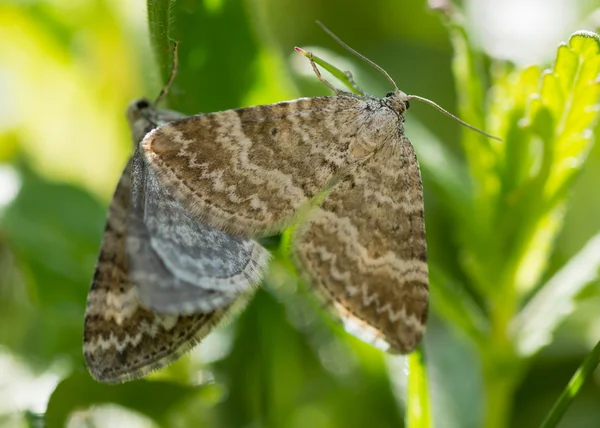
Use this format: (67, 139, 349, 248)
(540, 339, 600, 428)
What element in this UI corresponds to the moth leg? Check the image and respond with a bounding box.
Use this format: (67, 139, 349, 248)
(154, 39, 180, 106)
(305, 51, 343, 94)
(343, 70, 366, 96)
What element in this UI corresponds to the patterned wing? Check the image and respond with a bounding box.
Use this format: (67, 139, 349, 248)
(127, 99, 269, 314)
(128, 149, 269, 314)
(83, 162, 237, 383)
(83, 100, 269, 383)
(141, 95, 376, 237)
(291, 139, 429, 353)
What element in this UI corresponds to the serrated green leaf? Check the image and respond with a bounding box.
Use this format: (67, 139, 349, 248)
(494, 31, 600, 296)
(537, 32, 600, 198)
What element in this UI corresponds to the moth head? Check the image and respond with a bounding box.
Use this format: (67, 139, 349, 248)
(135, 98, 151, 110)
(126, 98, 185, 144)
(126, 97, 152, 119)
(384, 90, 410, 115)
(126, 98, 155, 144)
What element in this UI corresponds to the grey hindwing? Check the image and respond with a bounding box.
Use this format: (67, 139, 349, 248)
(127, 148, 269, 315)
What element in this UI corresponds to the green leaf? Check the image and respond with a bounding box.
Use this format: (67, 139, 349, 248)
(505, 31, 600, 295)
(147, 0, 274, 114)
(1, 164, 105, 364)
(423, 324, 485, 428)
(540, 32, 600, 197)
(489, 65, 542, 197)
(45, 372, 202, 428)
(429, 267, 489, 348)
(293, 47, 364, 95)
(512, 233, 600, 356)
(215, 289, 403, 428)
(431, 5, 507, 299)
(434, 5, 494, 203)
(147, 0, 177, 86)
(407, 121, 472, 222)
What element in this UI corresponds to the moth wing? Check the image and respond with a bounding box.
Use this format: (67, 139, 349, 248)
(141, 96, 366, 237)
(83, 101, 265, 383)
(128, 149, 270, 314)
(83, 162, 245, 383)
(291, 140, 429, 353)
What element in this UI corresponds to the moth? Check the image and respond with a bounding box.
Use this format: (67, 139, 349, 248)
(83, 97, 270, 383)
(139, 24, 495, 354)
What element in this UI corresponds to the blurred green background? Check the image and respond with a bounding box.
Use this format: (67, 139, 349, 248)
(2, 0, 600, 427)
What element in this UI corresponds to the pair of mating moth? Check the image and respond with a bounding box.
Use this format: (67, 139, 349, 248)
(83, 31, 435, 384)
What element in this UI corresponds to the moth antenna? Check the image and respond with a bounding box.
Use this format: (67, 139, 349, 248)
(315, 21, 399, 92)
(407, 95, 502, 141)
(154, 40, 179, 106)
(315, 21, 501, 141)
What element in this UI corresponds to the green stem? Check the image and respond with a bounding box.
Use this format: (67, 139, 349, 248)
(540, 338, 600, 428)
(482, 359, 519, 428)
(483, 282, 520, 428)
(407, 345, 432, 428)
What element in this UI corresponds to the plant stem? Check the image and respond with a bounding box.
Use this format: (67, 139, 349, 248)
(407, 345, 432, 428)
(483, 282, 520, 428)
(482, 358, 519, 428)
(540, 338, 600, 428)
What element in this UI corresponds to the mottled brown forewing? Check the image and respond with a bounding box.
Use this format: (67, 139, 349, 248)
(142, 96, 382, 237)
(291, 142, 428, 353)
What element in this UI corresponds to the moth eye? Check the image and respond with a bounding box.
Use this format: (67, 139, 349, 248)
(136, 99, 150, 109)
(405, 100, 410, 109)
(385, 91, 394, 98)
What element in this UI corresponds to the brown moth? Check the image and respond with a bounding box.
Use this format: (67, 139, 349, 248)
(83, 98, 270, 383)
(141, 24, 496, 353)
(140, 33, 427, 353)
